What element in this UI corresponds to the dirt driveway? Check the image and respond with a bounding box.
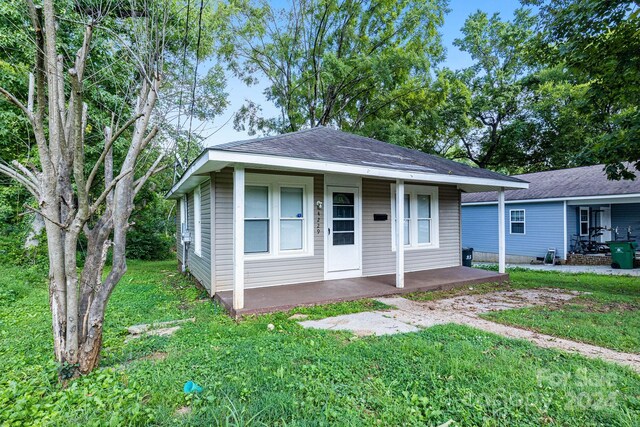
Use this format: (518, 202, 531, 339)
(300, 289, 640, 372)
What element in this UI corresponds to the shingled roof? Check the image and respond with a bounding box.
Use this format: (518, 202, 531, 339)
(209, 127, 525, 184)
(462, 164, 640, 203)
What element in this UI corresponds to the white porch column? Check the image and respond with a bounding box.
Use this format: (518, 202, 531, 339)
(498, 187, 506, 274)
(233, 166, 245, 310)
(396, 179, 405, 288)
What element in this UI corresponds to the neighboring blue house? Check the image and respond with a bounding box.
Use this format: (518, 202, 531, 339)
(461, 165, 640, 263)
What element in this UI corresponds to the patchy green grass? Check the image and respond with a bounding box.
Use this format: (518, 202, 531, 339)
(406, 266, 640, 354)
(1, 261, 639, 426)
(482, 299, 640, 353)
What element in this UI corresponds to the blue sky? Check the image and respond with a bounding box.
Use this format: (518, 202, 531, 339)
(202, 0, 522, 146)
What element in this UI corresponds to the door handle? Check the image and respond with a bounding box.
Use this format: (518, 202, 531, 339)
(328, 228, 331, 235)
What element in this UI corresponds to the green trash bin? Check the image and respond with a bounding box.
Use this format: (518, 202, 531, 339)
(607, 241, 638, 269)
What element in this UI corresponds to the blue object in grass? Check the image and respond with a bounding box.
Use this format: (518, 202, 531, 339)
(183, 381, 203, 394)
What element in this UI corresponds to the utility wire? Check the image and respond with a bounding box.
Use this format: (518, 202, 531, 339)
(186, 0, 206, 166)
(173, 0, 193, 185)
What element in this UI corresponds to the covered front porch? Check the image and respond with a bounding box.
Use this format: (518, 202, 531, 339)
(215, 266, 508, 317)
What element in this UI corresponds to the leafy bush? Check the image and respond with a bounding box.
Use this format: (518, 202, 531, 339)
(126, 189, 175, 261)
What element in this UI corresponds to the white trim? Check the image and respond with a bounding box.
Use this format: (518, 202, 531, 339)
(498, 188, 506, 274)
(509, 208, 526, 235)
(180, 196, 187, 228)
(390, 183, 440, 251)
(243, 173, 314, 259)
(395, 180, 405, 288)
(463, 193, 640, 206)
(193, 184, 202, 256)
(562, 201, 568, 260)
(324, 180, 363, 280)
(233, 166, 245, 310)
(167, 150, 528, 198)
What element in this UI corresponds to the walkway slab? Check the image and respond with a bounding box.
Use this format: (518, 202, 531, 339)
(477, 262, 640, 276)
(300, 289, 640, 373)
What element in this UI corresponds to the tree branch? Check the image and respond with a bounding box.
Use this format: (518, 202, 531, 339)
(0, 161, 40, 198)
(0, 87, 36, 125)
(133, 155, 167, 196)
(89, 168, 133, 215)
(23, 204, 66, 229)
(86, 113, 143, 193)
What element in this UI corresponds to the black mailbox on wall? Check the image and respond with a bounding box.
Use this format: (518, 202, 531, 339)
(373, 214, 388, 221)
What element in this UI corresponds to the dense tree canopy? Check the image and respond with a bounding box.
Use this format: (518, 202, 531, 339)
(215, 0, 447, 139)
(527, 0, 640, 179)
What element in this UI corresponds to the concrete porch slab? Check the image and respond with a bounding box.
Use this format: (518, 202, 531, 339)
(214, 266, 508, 317)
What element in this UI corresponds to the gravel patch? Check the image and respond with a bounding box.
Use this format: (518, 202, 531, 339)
(300, 289, 640, 372)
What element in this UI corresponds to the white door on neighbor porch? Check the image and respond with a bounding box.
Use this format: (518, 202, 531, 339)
(326, 186, 361, 278)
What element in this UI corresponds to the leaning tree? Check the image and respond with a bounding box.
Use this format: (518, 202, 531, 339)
(0, 0, 224, 377)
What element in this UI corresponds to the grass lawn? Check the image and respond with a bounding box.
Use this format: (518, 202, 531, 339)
(1, 261, 639, 426)
(407, 267, 640, 354)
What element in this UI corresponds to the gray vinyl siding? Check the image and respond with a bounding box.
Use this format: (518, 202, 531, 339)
(179, 179, 212, 291)
(213, 168, 324, 291)
(362, 178, 462, 276)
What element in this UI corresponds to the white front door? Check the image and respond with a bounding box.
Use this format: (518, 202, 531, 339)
(600, 206, 612, 242)
(326, 186, 361, 278)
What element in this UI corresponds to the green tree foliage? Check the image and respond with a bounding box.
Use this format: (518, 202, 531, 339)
(215, 0, 447, 140)
(0, 0, 227, 260)
(528, 0, 640, 179)
(438, 9, 605, 174)
(446, 9, 537, 170)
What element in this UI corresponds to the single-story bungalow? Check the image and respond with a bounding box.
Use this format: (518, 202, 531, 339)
(461, 165, 640, 263)
(167, 127, 527, 315)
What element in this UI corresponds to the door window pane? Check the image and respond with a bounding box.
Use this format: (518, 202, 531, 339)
(333, 192, 354, 205)
(245, 220, 269, 253)
(245, 186, 269, 218)
(281, 187, 303, 218)
(333, 220, 354, 232)
(333, 206, 354, 218)
(280, 220, 303, 250)
(333, 232, 355, 245)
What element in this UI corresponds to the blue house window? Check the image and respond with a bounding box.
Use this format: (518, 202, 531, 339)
(510, 209, 525, 234)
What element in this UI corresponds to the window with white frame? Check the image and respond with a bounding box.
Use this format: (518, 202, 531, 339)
(579, 207, 589, 236)
(180, 196, 187, 236)
(244, 174, 313, 257)
(193, 185, 202, 256)
(391, 184, 439, 249)
(510, 209, 525, 234)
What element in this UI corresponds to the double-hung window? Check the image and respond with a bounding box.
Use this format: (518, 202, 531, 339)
(280, 187, 304, 250)
(579, 207, 589, 236)
(245, 186, 270, 253)
(509, 209, 525, 234)
(391, 184, 439, 249)
(244, 174, 313, 257)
